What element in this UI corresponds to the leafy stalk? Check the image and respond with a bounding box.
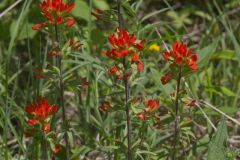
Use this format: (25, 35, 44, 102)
(54, 24, 70, 160)
(172, 67, 182, 159)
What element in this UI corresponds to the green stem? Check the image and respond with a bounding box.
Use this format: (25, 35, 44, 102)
(172, 67, 182, 160)
(54, 24, 70, 160)
(42, 134, 48, 160)
(124, 76, 132, 160)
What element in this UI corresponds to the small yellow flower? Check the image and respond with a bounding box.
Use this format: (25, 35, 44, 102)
(149, 44, 160, 52)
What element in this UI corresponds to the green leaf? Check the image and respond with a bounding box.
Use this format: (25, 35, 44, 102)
(197, 38, 219, 68)
(72, 0, 90, 21)
(93, 0, 109, 10)
(140, 8, 169, 22)
(211, 50, 237, 61)
(220, 86, 235, 97)
(207, 119, 228, 160)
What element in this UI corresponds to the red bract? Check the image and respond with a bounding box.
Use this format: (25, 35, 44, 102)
(184, 99, 197, 107)
(163, 41, 198, 71)
(144, 99, 160, 112)
(99, 101, 112, 112)
(25, 97, 57, 132)
(161, 73, 172, 85)
(104, 28, 145, 79)
(137, 111, 147, 121)
(137, 98, 160, 121)
(52, 144, 61, 153)
(32, 0, 75, 30)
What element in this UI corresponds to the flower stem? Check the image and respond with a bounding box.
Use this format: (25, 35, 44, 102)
(54, 24, 70, 160)
(124, 76, 132, 160)
(172, 67, 182, 160)
(117, 0, 132, 159)
(117, 0, 122, 30)
(42, 134, 48, 160)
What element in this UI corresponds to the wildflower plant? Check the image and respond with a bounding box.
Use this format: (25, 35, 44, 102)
(161, 40, 198, 158)
(29, 0, 78, 159)
(25, 97, 61, 156)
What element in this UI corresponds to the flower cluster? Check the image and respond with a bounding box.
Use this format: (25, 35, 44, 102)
(103, 28, 144, 79)
(163, 41, 198, 71)
(137, 99, 160, 121)
(32, 0, 75, 30)
(161, 41, 198, 85)
(99, 101, 112, 112)
(25, 97, 57, 133)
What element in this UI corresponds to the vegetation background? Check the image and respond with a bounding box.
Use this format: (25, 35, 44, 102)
(0, 0, 240, 159)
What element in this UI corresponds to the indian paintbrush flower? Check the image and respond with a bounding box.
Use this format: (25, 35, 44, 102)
(32, 0, 75, 30)
(162, 41, 198, 71)
(137, 98, 160, 121)
(103, 28, 145, 79)
(25, 97, 57, 133)
(161, 41, 198, 85)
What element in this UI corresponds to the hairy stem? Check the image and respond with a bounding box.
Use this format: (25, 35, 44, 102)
(124, 77, 132, 160)
(42, 135, 48, 160)
(54, 24, 70, 160)
(172, 67, 182, 160)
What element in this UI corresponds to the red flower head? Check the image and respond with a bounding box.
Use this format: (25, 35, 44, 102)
(104, 28, 145, 79)
(144, 99, 160, 112)
(25, 97, 57, 132)
(32, 0, 75, 30)
(137, 98, 160, 121)
(163, 41, 198, 72)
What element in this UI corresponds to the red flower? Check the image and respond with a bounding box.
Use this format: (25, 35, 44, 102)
(104, 28, 145, 79)
(137, 111, 146, 121)
(162, 41, 198, 72)
(137, 61, 144, 71)
(163, 51, 170, 60)
(66, 17, 75, 28)
(137, 99, 160, 121)
(25, 97, 57, 132)
(32, 0, 75, 30)
(108, 65, 118, 74)
(144, 99, 160, 112)
(48, 51, 61, 57)
(27, 119, 39, 125)
(99, 101, 112, 112)
(161, 73, 172, 85)
(32, 24, 43, 30)
(118, 73, 125, 80)
(52, 144, 61, 153)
